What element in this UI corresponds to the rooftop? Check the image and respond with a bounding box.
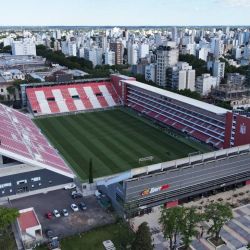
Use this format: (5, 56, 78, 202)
(122, 80, 229, 115)
(18, 208, 40, 232)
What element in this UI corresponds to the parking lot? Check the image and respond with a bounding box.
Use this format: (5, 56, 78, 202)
(11, 189, 116, 238)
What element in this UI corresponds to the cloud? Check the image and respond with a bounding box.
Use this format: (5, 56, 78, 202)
(214, 0, 250, 7)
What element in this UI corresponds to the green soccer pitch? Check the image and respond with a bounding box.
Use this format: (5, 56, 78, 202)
(35, 109, 210, 180)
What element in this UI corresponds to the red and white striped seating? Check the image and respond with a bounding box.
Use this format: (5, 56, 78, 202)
(26, 82, 120, 116)
(0, 104, 73, 177)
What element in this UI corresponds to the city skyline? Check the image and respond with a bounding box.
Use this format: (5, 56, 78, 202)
(1, 0, 250, 26)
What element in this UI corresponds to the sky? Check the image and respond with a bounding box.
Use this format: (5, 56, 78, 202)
(1, 0, 250, 26)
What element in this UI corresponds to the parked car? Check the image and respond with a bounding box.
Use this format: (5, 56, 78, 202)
(46, 212, 52, 219)
(71, 191, 83, 199)
(45, 229, 54, 239)
(53, 209, 61, 218)
(64, 183, 76, 190)
(48, 236, 60, 250)
(62, 209, 69, 216)
(71, 203, 79, 212)
(79, 202, 87, 210)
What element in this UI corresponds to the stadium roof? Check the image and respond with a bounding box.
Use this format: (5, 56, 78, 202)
(123, 80, 229, 115)
(0, 104, 74, 178)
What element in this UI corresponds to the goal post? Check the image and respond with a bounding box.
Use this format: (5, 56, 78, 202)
(139, 156, 154, 164)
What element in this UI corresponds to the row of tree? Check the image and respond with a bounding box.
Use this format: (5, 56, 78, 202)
(179, 54, 209, 76)
(132, 202, 233, 250)
(36, 45, 130, 79)
(36, 45, 93, 72)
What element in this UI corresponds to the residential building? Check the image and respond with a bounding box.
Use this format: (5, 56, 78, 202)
(105, 50, 115, 65)
(211, 38, 224, 59)
(110, 42, 123, 65)
(196, 73, 217, 96)
(167, 62, 195, 91)
(145, 63, 156, 82)
(61, 41, 77, 57)
(84, 48, 103, 67)
(138, 43, 149, 59)
(156, 46, 179, 87)
(213, 60, 225, 84)
(127, 42, 138, 65)
(226, 73, 245, 85)
(11, 39, 36, 56)
(198, 47, 209, 61)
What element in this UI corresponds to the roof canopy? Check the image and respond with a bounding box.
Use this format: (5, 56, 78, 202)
(123, 80, 228, 115)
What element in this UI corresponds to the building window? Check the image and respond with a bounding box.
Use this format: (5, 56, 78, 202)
(9, 189, 12, 192)
(17, 180, 27, 185)
(31, 185, 34, 188)
(31, 177, 41, 182)
(0, 183, 12, 189)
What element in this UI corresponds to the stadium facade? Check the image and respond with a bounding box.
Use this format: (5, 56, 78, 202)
(97, 144, 250, 218)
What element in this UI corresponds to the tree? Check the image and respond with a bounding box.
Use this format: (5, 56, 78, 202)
(0, 206, 19, 233)
(1, 45, 11, 54)
(6, 86, 16, 100)
(88, 158, 93, 184)
(179, 54, 209, 76)
(159, 206, 184, 250)
(205, 202, 232, 241)
(180, 207, 201, 249)
(132, 222, 153, 250)
(177, 89, 201, 100)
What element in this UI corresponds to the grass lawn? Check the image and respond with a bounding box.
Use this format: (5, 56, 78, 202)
(36, 222, 134, 250)
(35, 108, 209, 180)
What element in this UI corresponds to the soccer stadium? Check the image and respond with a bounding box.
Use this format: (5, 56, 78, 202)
(1, 74, 250, 217)
(34, 108, 208, 180)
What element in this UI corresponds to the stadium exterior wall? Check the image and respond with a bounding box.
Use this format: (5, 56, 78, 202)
(97, 144, 250, 218)
(234, 115, 250, 146)
(111, 74, 135, 103)
(0, 167, 73, 198)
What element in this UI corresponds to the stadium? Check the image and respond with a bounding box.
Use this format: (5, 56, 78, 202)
(0, 74, 250, 217)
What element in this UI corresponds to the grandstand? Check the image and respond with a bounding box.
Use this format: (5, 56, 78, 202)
(26, 81, 121, 116)
(0, 103, 73, 177)
(120, 80, 227, 149)
(23, 74, 250, 151)
(25, 75, 250, 149)
(0, 103, 74, 198)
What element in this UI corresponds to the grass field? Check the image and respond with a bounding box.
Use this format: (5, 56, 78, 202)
(35, 109, 209, 180)
(36, 222, 134, 250)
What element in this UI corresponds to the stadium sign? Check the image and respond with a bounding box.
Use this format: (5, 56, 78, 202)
(240, 123, 246, 135)
(141, 184, 170, 196)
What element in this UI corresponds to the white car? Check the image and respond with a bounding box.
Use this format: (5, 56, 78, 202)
(71, 203, 79, 212)
(64, 183, 76, 190)
(62, 209, 69, 217)
(53, 209, 61, 218)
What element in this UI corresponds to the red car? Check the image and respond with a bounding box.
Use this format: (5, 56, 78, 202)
(46, 212, 52, 219)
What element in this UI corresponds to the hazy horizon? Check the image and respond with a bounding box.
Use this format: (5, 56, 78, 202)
(1, 0, 250, 26)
